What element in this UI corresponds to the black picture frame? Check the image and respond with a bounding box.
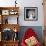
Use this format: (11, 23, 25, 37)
(24, 7, 38, 21)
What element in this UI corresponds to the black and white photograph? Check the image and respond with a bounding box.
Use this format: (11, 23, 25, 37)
(24, 7, 38, 21)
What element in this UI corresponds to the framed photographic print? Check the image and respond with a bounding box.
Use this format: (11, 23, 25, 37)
(24, 7, 38, 21)
(2, 10, 9, 15)
(9, 10, 18, 15)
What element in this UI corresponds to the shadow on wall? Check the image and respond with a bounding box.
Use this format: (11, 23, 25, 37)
(18, 26, 44, 44)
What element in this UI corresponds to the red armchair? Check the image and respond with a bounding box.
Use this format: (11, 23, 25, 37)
(21, 28, 41, 46)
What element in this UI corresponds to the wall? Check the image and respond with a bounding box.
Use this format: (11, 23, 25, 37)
(0, 0, 44, 26)
(18, 0, 44, 26)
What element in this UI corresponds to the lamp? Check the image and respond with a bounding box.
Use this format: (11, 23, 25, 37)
(14, 28, 17, 32)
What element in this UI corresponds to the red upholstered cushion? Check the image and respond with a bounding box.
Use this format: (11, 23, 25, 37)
(21, 28, 41, 46)
(23, 28, 36, 42)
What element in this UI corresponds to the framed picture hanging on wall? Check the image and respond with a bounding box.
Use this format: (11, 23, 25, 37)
(24, 7, 38, 21)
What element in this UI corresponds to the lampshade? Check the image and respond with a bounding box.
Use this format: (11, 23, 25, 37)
(13, 28, 17, 32)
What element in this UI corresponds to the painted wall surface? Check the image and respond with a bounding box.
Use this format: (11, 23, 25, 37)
(0, 0, 44, 26)
(17, 0, 44, 26)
